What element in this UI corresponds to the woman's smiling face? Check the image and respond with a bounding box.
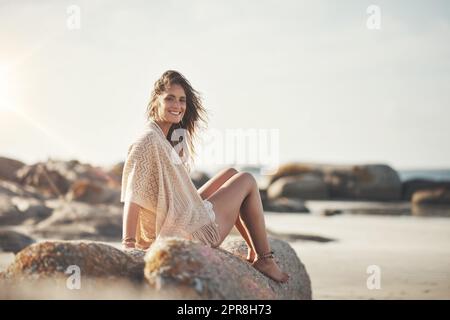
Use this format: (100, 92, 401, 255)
(157, 83, 186, 124)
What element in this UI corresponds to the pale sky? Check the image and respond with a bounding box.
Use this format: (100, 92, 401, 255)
(1, 0, 449, 172)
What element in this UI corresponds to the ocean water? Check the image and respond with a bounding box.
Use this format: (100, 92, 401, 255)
(397, 169, 450, 182)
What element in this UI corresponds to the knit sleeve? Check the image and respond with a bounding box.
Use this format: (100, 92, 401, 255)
(120, 135, 159, 211)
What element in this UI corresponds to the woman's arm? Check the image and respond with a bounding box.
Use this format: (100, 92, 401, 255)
(122, 201, 140, 249)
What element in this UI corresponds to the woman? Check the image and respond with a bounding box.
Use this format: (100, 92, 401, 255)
(121, 70, 289, 283)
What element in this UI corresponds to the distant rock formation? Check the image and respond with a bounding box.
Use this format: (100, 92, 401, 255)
(266, 162, 402, 202)
(0, 157, 25, 183)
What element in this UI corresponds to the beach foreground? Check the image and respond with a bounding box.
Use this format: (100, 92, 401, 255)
(264, 210, 450, 299)
(1, 208, 449, 300)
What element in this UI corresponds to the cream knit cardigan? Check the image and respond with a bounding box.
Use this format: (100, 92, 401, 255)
(120, 120, 218, 249)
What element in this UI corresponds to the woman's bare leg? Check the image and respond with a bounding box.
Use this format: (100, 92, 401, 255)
(197, 168, 256, 262)
(207, 172, 289, 283)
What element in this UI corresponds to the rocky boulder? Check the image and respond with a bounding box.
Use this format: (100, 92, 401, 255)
(0, 180, 44, 199)
(31, 200, 123, 241)
(412, 188, 450, 205)
(1, 241, 145, 283)
(402, 179, 450, 200)
(107, 162, 124, 187)
(262, 197, 310, 213)
(323, 164, 402, 201)
(0, 156, 25, 182)
(267, 173, 328, 200)
(0, 194, 52, 226)
(65, 179, 121, 205)
(268, 162, 402, 201)
(268, 163, 319, 186)
(0, 230, 36, 254)
(411, 188, 450, 217)
(16, 163, 70, 198)
(145, 237, 312, 299)
(1, 238, 312, 300)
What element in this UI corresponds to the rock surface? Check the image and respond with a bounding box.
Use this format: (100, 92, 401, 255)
(0, 157, 25, 183)
(0, 194, 52, 225)
(262, 197, 310, 213)
(268, 162, 402, 201)
(1, 237, 312, 300)
(267, 174, 328, 200)
(0, 230, 36, 253)
(411, 188, 450, 217)
(31, 200, 123, 241)
(1, 240, 145, 282)
(144, 237, 312, 299)
(402, 179, 450, 200)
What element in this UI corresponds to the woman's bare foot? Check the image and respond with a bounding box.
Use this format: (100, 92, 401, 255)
(251, 254, 290, 283)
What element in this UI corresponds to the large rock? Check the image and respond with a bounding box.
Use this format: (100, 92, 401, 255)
(144, 237, 312, 299)
(65, 179, 121, 205)
(15, 160, 120, 200)
(0, 180, 44, 199)
(31, 200, 123, 240)
(0, 156, 25, 182)
(0, 238, 312, 299)
(267, 173, 328, 200)
(0, 230, 36, 253)
(268, 163, 319, 186)
(0, 241, 145, 283)
(107, 162, 124, 187)
(323, 164, 402, 201)
(402, 179, 450, 200)
(16, 163, 70, 198)
(0, 194, 52, 226)
(268, 162, 402, 201)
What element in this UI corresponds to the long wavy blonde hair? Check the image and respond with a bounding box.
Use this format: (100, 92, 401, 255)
(146, 70, 208, 171)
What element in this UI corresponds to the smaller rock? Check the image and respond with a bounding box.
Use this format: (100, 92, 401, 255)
(0, 230, 35, 254)
(411, 188, 450, 217)
(0, 157, 25, 182)
(263, 197, 310, 213)
(412, 188, 450, 206)
(16, 163, 70, 198)
(65, 179, 121, 205)
(321, 209, 343, 217)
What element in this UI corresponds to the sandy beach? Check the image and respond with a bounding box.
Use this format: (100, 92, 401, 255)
(264, 208, 450, 299)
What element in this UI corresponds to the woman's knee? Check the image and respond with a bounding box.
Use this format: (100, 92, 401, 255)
(223, 167, 239, 177)
(236, 172, 258, 190)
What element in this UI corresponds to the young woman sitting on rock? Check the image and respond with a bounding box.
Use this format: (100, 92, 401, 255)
(121, 70, 289, 283)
